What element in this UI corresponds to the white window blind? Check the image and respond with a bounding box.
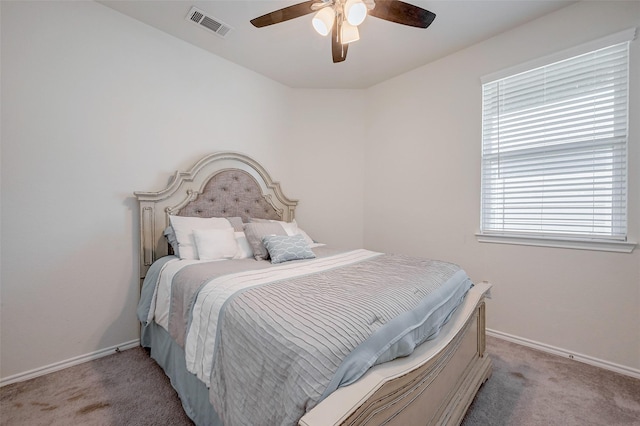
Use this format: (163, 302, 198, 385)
(481, 41, 630, 242)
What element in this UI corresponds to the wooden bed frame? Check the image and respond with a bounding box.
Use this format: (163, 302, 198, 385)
(134, 151, 492, 426)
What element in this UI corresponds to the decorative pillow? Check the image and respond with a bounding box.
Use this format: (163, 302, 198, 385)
(262, 234, 316, 264)
(168, 216, 234, 260)
(193, 228, 238, 261)
(233, 231, 254, 260)
(243, 222, 287, 260)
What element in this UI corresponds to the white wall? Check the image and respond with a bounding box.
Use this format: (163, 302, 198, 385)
(0, 1, 365, 380)
(284, 89, 366, 249)
(364, 1, 640, 371)
(2, 0, 638, 382)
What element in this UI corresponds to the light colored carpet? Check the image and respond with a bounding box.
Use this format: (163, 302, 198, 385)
(0, 347, 193, 426)
(1, 336, 639, 425)
(462, 337, 640, 426)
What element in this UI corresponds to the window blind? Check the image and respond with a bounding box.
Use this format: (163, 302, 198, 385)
(481, 41, 629, 241)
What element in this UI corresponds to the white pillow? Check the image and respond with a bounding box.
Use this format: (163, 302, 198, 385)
(291, 219, 317, 246)
(169, 216, 234, 260)
(233, 232, 254, 260)
(193, 228, 238, 261)
(251, 218, 317, 246)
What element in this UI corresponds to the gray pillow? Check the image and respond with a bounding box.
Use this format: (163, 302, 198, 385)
(225, 216, 245, 232)
(262, 234, 316, 264)
(243, 222, 287, 260)
(163, 226, 180, 256)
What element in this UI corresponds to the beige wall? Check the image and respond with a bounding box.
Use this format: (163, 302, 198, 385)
(2, 0, 638, 382)
(364, 1, 640, 371)
(283, 89, 366, 250)
(0, 1, 366, 380)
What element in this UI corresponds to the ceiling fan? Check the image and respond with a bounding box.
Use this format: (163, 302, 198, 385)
(250, 0, 436, 63)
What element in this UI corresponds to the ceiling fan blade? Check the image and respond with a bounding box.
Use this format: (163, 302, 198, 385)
(369, 0, 436, 28)
(250, 1, 318, 28)
(332, 15, 348, 63)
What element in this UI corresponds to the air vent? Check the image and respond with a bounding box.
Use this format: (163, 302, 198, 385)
(186, 7, 233, 39)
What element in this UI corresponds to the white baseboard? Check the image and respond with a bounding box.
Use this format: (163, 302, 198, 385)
(0, 339, 140, 387)
(3, 332, 638, 387)
(487, 329, 640, 380)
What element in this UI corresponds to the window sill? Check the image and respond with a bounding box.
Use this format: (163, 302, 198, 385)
(475, 233, 636, 253)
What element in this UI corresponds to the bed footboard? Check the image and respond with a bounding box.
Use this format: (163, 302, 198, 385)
(300, 283, 492, 426)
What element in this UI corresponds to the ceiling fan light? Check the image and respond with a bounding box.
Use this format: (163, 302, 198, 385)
(345, 0, 367, 26)
(340, 22, 360, 44)
(312, 7, 335, 36)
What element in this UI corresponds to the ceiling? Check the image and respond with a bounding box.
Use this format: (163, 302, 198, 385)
(98, 0, 577, 89)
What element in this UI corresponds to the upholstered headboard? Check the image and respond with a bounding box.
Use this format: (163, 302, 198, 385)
(134, 152, 297, 280)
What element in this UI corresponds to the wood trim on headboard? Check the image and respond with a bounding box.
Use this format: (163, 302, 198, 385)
(134, 152, 298, 281)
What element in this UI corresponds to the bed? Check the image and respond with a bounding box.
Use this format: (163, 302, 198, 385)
(134, 151, 492, 426)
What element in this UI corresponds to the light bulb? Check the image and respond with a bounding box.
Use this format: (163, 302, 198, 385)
(340, 22, 360, 44)
(345, 0, 367, 26)
(312, 7, 335, 36)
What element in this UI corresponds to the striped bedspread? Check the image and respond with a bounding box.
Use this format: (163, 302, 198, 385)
(138, 248, 473, 426)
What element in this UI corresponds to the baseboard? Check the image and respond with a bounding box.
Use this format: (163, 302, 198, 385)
(487, 329, 640, 380)
(4, 332, 638, 386)
(0, 339, 140, 387)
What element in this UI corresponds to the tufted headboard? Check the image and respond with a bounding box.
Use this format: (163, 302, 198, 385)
(134, 152, 297, 280)
(176, 169, 282, 222)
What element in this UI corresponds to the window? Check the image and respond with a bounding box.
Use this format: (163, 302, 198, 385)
(479, 31, 635, 252)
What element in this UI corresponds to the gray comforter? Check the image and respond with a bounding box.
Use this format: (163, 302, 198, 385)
(139, 248, 473, 426)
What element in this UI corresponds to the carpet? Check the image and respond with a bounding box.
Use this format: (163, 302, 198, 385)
(461, 337, 640, 426)
(0, 347, 192, 426)
(1, 336, 639, 425)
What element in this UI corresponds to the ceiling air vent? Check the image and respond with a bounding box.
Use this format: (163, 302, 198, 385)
(186, 7, 233, 39)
